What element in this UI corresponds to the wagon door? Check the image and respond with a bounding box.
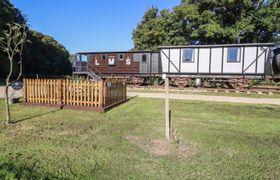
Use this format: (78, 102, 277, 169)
(139, 53, 150, 74)
(151, 53, 159, 74)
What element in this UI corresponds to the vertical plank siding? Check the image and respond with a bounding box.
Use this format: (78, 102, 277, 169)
(104, 79, 127, 107)
(23, 78, 127, 111)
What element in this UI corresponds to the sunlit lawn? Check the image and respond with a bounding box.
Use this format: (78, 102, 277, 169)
(0, 98, 280, 179)
(128, 88, 280, 98)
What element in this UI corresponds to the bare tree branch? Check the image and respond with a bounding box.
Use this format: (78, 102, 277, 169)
(0, 22, 28, 125)
(10, 25, 27, 85)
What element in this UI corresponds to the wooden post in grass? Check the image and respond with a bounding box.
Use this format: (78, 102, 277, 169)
(163, 74, 170, 140)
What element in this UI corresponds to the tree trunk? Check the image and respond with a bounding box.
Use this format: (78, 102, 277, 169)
(0, 23, 27, 126)
(4, 85, 11, 126)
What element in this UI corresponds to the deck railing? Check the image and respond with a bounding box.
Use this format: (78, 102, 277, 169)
(23, 78, 127, 112)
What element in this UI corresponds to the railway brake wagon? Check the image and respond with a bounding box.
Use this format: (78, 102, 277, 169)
(74, 51, 160, 84)
(159, 43, 273, 87)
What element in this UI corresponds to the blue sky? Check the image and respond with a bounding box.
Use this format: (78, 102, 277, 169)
(11, 0, 180, 53)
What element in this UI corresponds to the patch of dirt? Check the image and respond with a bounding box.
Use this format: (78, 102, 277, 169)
(3, 123, 35, 136)
(125, 135, 197, 158)
(58, 130, 77, 136)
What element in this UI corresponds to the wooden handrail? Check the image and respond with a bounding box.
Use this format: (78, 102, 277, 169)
(87, 63, 103, 77)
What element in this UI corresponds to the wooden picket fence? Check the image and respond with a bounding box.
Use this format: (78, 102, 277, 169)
(104, 79, 127, 107)
(23, 78, 127, 111)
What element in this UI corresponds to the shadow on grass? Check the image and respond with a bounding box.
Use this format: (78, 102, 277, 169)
(0, 161, 58, 179)
(247, 105, 280, 112)
(11, 109, 61, 124)
(104, 95, 138, 112)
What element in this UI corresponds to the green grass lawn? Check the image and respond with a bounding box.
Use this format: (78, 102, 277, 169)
(0, 98, 280, 179)
(128, 88, 280, 99)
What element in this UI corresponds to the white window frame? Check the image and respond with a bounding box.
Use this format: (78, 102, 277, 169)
(227, 47, 241, 63)
(182, 49, 195, 63)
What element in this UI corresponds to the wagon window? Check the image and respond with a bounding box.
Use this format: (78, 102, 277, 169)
(87, 55, 94, 62)
(81, 55, 88, 62)
(183, 49, 194, 62)
(142, 54, 147, 62)
(101, 54, 107, 61)
(118, 54, 124, 61)
(227, 48, 240, 62)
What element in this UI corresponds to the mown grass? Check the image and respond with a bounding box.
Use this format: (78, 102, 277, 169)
(0, 98, 280, 179)
(128, 88, 280, 99)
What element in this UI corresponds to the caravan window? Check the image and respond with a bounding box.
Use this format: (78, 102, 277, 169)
(142, 54, 147, 62)
(183, 49, 194, 63)
(227, 48, 240, 62)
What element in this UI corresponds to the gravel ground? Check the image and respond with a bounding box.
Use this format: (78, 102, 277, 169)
(128, 92, 280, 105)
(0, 86, 23, 98)
(1, 86, 280, 105)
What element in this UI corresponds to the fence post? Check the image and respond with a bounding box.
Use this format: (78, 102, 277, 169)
(165, 77, 170, 141)
(122, 79, 124, 100)
(124, 79, 127, 100)
(57, 79, 63, 108)
(100, 80, 104, 108)
(23, 78, 27, 102)
(103, 80, 107, 108)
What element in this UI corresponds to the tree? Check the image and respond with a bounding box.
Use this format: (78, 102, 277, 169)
(0, 23, 27, 125)
(0, 0, 72, 79)
(133, 0, 280, 50)
(22, 30, 72, 77)
(0, 0, 26, 79)
(132, 7, 160, 51)
(0, 0, 26, 29)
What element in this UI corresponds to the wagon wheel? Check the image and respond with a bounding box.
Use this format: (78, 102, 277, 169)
(244, 79, 252, 89)
(174, 78, 189, 88)
(131, 77, 144, 86)
(227, 81, 246, 89)
(202, 79, 210, 88)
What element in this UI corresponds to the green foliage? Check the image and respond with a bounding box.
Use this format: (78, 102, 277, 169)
(22, 30, 72, 76)
(0, 0, 26, 79)
(0, 0, 72, 78)
(144, 76, 163, 85)
(133, 0, 280, 50)
(0, 0, 26, 30)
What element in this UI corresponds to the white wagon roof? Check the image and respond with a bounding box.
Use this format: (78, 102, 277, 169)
(158, 43, 274, 49)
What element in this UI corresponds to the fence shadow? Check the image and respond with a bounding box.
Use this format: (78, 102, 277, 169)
(11, 109, 61, 124)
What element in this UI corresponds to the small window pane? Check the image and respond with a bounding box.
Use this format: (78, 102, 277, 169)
(88, 55, 94, 62)
(142, 54, 147, 62)
(101, 54, 107, 61)
(228, 48, 239, 62)
(81, 55, 88, 62)
(119, 54, 124, 61)
(183, 49, 194, 62)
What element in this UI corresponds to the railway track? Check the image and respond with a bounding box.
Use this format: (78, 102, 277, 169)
(249, 86, 280, 92)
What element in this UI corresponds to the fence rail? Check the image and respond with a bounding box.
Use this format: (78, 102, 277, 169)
(23, 78, 127, 111)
